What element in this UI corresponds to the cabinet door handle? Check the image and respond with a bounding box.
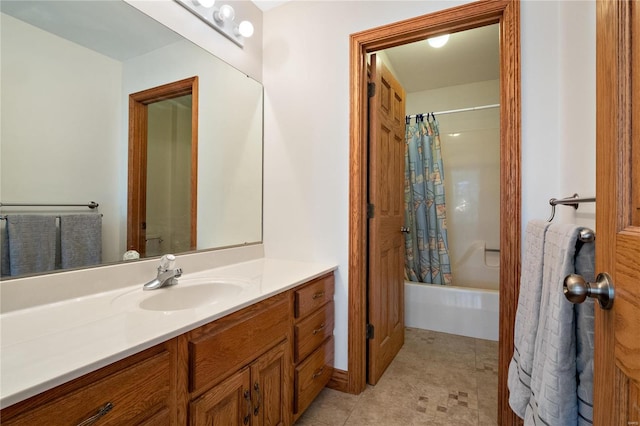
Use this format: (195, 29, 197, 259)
(253, 382, 261, 416)
(312, 323, 326, 335)
(312, 367, 325, 379)
(243, 390, 251, 425)
(76, 402, 113, 426)
(312, 291, 325, 300)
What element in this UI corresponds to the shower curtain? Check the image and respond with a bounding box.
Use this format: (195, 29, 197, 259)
(404, 114, 452, 285)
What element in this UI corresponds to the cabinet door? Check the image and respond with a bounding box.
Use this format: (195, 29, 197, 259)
(190, 368, 252, 426)
(250, 341, 291, 426)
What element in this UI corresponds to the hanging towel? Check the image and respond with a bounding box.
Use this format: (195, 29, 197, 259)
(525, 224, 595, 426)
(508, 219, 550, 417)
(60, 214, 102, 269)
(6, 215, 57, 276)
(574, 241, 595, 426)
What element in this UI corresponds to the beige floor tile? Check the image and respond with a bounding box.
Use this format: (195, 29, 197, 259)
(296, 329, 499, 426)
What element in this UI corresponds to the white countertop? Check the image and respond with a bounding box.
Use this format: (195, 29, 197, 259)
(0, 258, 336, 408)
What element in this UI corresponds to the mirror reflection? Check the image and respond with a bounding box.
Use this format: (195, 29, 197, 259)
(0, 1, 263, 279)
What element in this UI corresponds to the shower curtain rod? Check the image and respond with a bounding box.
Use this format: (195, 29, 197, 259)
(407, 103, 500, 120)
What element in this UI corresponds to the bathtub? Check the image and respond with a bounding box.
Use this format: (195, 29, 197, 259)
(405, 281, 499, 341)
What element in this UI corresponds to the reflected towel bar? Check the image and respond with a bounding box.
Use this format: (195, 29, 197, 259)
(0, 201, 99, 209)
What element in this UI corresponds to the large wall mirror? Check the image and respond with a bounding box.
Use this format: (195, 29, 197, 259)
(0, 1, 263, 279)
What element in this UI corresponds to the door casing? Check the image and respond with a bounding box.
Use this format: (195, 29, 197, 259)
(347, 1, 521, 423)
(128, 76, 199, 257)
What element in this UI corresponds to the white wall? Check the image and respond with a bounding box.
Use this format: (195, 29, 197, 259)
(262, 1, 596, 371)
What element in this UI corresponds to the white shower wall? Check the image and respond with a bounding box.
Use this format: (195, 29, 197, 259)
(406, 79, 500, 289)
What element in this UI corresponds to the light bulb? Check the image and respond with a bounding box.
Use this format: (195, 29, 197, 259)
(427, 34, 450, 48)
(237, 20, 254, 38)
(214, 4, 235, 23)
(194, 0, 215, 8)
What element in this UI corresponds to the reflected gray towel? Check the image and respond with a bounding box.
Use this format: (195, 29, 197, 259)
(508, 220, 550, 418)
(1, 222, 10, 276)
(60, 214, 102, 269)
(6, 215, 57, 276)
(525, 224, 594, 426)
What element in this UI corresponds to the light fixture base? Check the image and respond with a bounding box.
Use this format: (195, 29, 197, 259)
(175, 0, 248, 48)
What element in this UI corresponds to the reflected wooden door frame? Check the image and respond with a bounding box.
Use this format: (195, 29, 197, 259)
(347, 1, 521, 424)
(128, 76, 199, 257)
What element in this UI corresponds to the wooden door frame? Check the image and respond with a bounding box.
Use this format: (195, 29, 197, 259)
(347, 0, 521, 423)
(128, 76, 199, 256)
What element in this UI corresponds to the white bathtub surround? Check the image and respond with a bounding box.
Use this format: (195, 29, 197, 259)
(0, 253, 336, 408)
(451, 239, 500, 290)
(404, 282, 499, 341)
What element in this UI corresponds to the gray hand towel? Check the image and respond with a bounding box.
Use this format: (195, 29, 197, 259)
(525, 224, 594, 425)
(60, 214, 102, 269)
(6, 215, 57, 276)
(508, 219, 550, 417)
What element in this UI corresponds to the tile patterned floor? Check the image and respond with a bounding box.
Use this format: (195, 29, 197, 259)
(295, 327, 498, 426)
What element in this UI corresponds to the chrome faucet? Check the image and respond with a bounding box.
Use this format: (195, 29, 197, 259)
(143, 254, 182, 291)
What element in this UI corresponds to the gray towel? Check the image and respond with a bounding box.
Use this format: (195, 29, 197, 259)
(508, 220, 550, 417)
(574, 241, 595, 426)
(60, 214, 102, 269)
(525, 224, 594, 425)
(6, 215, 57, 276)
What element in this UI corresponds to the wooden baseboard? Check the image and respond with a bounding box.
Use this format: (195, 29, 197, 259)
(326, 368, 350, 394)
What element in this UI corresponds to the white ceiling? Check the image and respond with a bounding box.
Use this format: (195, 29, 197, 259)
(251, 0, 291, 12)
(381, 24, 500, 93)
(0, 1, 182, 61)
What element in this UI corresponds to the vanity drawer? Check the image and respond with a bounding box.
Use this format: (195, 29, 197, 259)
(1, 346, 172, 425)
(294, 300, 334, 363)
(294, 336, 334, 414)
(188, 292, 290, 395)
(294, 273, 334, 318)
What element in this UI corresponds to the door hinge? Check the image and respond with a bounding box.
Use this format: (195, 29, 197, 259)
(366, 324, 374, 339)
(367, 203, 375, 218)
(368, 82, 376, 98)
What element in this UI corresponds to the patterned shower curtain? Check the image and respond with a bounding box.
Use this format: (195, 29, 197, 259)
(404, 114, 452, 285)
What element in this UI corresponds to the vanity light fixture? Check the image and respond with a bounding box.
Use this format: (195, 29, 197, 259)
(175, 0, 254, 48)
(427, 34, 450, 48)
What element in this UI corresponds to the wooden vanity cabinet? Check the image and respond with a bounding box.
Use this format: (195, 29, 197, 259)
(0, 272, 336, 426)
(187, 292, 292, 426)
(292, 273, 335, 420)
(0, 340, 180, 425)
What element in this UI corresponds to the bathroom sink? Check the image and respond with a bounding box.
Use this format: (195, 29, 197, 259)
(112, 278, 250, 311)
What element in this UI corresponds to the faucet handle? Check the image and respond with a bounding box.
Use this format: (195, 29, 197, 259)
(159, 254, 176, 271)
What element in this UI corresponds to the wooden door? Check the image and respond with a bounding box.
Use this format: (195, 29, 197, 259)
(367, 54, 406, 385)
(190, 368, 251, 426)
(595, 0, 640, 423)
(250, 342, 290, 426)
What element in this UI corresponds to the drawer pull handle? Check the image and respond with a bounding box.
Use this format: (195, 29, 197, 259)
(312, 367, 325, 379)
(253, 382, 261, 416)
(312, 291, 325, 300)
(312, 323, 326, 335)
(77, 402, 113, 426)
(244, 390, 251, 425)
